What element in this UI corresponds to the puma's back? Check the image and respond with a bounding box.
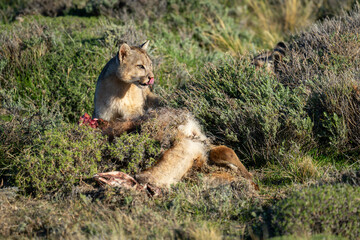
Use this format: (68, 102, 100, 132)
(93, 41, 155, 121)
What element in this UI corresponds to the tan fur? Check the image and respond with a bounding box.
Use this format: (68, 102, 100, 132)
(136, 116, 208, 187)
(136, 137, 206, 187)
(208, 172, 236, 183)
(93, 41, 159, 121)
(209, 145, 253, 180)
(94, 41, 257, 189)
(209, 145, 259, 190)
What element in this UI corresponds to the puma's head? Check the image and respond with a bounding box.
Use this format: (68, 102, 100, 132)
(116, 40, 154, 88)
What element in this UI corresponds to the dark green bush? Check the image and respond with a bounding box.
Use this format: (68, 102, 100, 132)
(105, 132, 161, 175)
(0, 17, 109, 122)
(13, 124, 107, 196)
(264, 184, 360, 238)
(2, 119, 162, 196)
(0, 103, 64, 185)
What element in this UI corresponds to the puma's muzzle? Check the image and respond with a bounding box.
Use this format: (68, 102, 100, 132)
(138, 76, 154, 86)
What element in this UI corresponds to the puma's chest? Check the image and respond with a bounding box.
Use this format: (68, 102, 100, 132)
(110, 85, 147, 119)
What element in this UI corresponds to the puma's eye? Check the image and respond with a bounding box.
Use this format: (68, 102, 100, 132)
(137, 65, 145, 69)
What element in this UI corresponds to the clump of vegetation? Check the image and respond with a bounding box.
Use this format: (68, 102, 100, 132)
(0, 104, 64, 186)
(263, 152, 322, 185)
(173, 7, 360, 165)
(13, 125, 107, 196)
(105, 132, 161, 175)
(252, 184, 360, 239)
(0, 17, 107, 122)
(279, 8, 360, 154)
(2, 121, 163, 196)
(173, 58, 313, 165)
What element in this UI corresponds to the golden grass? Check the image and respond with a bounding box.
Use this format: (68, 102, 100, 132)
(199, 0, 323, 55)
(245, 0, 321, 47)
(282, 155, 321, 183)
(202, 15, 255, 56)
(189, 224, 222, 240)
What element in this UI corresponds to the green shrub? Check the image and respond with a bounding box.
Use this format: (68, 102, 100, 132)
(13, 124, 107, 196)
(105, 132, 161, 175)
(0, 17, 110, 122)
(0, 101, 64, 186)
(278, 8, 360, 155)
(266, 184, 360, 238)
(2, 119, 162, 196)
(172, 57, 313, 165)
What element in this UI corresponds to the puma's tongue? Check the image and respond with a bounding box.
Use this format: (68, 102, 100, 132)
(147, 78, 155, 85)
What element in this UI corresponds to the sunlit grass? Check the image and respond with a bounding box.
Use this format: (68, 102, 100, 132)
(245, 0, 321, 47)
(202, 15, 255, 56)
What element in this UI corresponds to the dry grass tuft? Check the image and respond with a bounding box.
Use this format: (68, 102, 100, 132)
(202, 15, 254, 56)
(246, 0, 321, 47)
(189, 224, 222, 240)
(280, 155, 320, 183)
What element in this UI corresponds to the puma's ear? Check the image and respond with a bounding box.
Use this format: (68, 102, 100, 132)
(119, 43, 131, 62)
(140, 40, 149, 50)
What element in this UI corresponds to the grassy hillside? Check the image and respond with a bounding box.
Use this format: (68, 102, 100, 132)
(1, 0, 360, 239)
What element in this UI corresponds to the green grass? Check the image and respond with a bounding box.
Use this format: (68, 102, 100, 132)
(252, 184, 360, 239)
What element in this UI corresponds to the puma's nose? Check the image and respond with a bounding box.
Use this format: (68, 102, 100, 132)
(148, 72, 154, 79)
